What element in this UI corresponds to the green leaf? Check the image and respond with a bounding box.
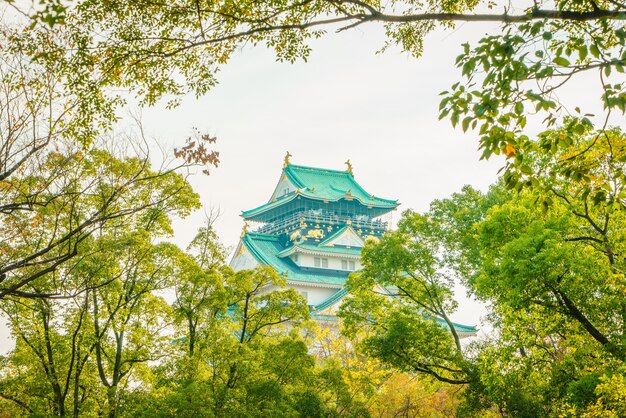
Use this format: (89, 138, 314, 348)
(519, 165, 533, 175)
(451, 111, 459, 127)
(462, 117, 472, 132)
(590, 43, 601, 58)
(552, 57, 570, 66)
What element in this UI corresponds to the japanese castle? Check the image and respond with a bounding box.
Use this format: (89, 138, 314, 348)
(230, 154, 477, 336)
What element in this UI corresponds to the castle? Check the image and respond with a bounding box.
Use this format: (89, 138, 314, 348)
(230, 154, 476, 336)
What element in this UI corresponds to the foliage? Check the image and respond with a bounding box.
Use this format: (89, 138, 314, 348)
(341, 126, 626, 415)
(439, 4, 626, 199)
(2, 1, 626, 415)
(0, 140, 200, 299)
(0, 143, 199, 416)
(7, 1, 625, 139)
(0, 16, 218, 300)
(316, 329, 465, 417)
(339, 187, 498, 386)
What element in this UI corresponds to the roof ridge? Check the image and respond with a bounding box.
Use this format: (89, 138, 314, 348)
(286, 164, 350, 176)
(245, 232, 279, 240)
(287, 164, 398, 205)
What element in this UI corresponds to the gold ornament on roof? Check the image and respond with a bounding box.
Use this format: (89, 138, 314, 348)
(241, 221, 249, 237)
(307, 229, 325, 239)
(345, 159, 353, 174)
(290, 230, 302, 242)
(283, 151, 292, 167)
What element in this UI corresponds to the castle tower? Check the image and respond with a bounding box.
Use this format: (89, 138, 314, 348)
(230, 157, 397, 321)
(230, 156, 477, 336)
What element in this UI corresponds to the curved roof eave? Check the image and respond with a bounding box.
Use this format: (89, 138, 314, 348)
(277, 244, 361, 259)
(284, 164, 398, 203)
(242, 192, 398, 220)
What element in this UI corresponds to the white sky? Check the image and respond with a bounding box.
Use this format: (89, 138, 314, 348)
(1, 14, 617, 353)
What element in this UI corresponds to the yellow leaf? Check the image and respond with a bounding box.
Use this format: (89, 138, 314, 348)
(504, 144, 516, 158)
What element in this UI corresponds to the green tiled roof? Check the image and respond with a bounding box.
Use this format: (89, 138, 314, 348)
(242, 164, 398, 219)
(308, 311, 476, 333)
(310, 314, 338, 322)
(278, 243, 362, 258)
(242, 233, 348, 286)
(306, 287, 476, 334)
(434, 318, 477, 334)
(241, 193, 298, 219)
(311, 287, 348, 312)
(285, 165, 397, 206)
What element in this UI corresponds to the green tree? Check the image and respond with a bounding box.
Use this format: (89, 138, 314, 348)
(342, 126, 626, 415)
(0, 292, 100, 417)
(467, 127, 626, 415)
(0, 143, 200, 417)
(172, 222, 229, 362)
(89, 236, 182, 418)
(0, 18, 218, 299)
(0, 129, 206, 299)
(141, 236, 318, 418)
(339, 184, 502, 387)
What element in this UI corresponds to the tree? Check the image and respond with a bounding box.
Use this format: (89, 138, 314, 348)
(0, 138, 201, 300)
(338, 184, 502, 387)
(342, 126, 626, 415)
(315, 328, 465, 417)
(467, 127, 626, 415)
(0, 292, 100, 417)
(172, 222, 229, 362)
(142, 230, 318, 418)
(88, 235, 183, 418)
(0, 142, 200, 417)
(0, 17, 219, 300)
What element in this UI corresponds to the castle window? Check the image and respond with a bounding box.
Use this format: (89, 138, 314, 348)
(341, 260, 356, 270)
(315, 257, 328, 268)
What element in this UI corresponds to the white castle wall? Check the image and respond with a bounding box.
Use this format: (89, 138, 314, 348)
(292, 253, 361, 271)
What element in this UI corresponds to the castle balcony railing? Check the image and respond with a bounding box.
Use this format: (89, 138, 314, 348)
(254, 211, 388, 234)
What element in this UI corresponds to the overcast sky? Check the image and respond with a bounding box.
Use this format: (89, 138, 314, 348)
(0, 13, 615, 352)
